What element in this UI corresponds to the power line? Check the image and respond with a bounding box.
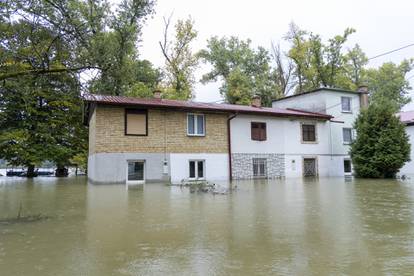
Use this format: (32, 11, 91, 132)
(368, 43, 414, 60)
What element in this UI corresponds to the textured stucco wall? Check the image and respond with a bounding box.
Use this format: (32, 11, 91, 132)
(88, 152, 169, 184)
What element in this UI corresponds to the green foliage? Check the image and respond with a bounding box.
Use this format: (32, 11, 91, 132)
(198, 36, 275, 106)
(350, 100, 410, 178)
(0, 0, 156, 172)
(159, 16, 198, 100)
(365, 60, 413, 110)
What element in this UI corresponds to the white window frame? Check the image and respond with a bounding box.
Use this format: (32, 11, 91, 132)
(188, 160, 205, 180)
(342, 127, 353, 144)
(126, 160, 145, 186)
(187, 113, 205, 136)
(341, 97, 352, 113)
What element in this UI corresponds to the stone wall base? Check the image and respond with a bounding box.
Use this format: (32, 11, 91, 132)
(232, 153, 285, 179)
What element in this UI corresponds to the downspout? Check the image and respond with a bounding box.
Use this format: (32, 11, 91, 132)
(227, 113, 238, 181)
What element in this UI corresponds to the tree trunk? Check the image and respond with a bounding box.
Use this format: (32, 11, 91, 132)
(55, 165, 68, 177)
(26, 164, 37, 178)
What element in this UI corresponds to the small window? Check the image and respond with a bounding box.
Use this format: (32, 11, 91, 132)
(251, 122, 267, 141)
(189, 160, 205, 180)
(253, 158, 267, 178)
(341, 97, 352, 112)
(125, 109, 147, 136)
(187, 114, 205, 136)
(344, 159, 352, 173)
(301, 124, 316, 142)
(343, 128, 353, 144)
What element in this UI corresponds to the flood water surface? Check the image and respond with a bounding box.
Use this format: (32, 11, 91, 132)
(1, 177, 414, 275)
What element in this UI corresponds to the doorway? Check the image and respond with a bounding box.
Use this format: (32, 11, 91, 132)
(127, 160, 145, 184)
(303, 158, 317, 177)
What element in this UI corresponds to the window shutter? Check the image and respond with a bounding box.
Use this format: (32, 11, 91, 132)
(260, 123, 267, 141)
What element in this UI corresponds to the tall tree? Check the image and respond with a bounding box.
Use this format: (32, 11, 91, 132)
(365, 60, 413, 110)
(159, 16, 198, 100)
(0, 0, 156, 175)
(198, 36, 275, 106)
(350, 100, 410, 178)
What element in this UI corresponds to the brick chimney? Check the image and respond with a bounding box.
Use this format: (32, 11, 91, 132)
(153, 89, 162, 99)
(251, 95, 261, 108)
(357, 85, 369, 108)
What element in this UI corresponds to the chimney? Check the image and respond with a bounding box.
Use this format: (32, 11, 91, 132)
(357, 85, 369, 108)
(153, 89, 162, 99)
(251, 95, 261, 108)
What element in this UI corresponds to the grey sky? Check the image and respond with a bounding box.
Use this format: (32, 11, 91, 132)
(136, 0, 414, 109)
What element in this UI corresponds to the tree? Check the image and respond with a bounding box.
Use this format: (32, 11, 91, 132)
(284, 23, 357, 93)
(350, 100, 410, 178)
(270, 42, 295, 98)
(0, 0, 156, 175)
(365, 60, 413, 110)
(159, 16, 198, 100)
(198, 36, 275, 106)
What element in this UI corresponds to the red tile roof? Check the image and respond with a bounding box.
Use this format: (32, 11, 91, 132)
(83, 94, 332, 120)
(399, 111, 414, 125)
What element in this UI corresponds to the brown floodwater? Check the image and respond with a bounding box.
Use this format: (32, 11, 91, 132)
(1, 176, 414, 275)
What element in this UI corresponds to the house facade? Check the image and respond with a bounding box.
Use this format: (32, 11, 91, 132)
(272, 87, 369, 177)
(398, 111, 414, 176)
(84, 93, 333, 184)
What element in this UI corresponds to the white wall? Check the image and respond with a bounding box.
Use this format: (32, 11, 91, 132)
(169, 153, 229, 183)
(231, 114, 330, 155)
(399, 125, 414, 176)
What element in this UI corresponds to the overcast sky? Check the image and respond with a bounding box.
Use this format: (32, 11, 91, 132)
(136, 0, 414, 109)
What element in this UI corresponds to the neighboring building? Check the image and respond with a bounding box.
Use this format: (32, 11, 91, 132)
(398, 111, 414, 176)
(272, 87, 369, 177)
(84, 93, 331, 184)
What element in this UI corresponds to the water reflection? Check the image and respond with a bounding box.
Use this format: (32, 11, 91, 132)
(1, 176, 414, 275)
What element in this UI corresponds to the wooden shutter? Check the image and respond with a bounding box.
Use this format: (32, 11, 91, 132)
(125, 109, 147, 135)
(251, 122, 266, 141)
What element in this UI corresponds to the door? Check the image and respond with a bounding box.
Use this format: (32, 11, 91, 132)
(303, 158, 317, 177)
(127, 161, 145, 184)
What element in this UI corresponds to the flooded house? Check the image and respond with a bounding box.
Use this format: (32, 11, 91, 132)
(398, 110, 414, 176)
(84, 87, 368, 184)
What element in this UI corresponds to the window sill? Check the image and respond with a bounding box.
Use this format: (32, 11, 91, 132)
(187, 134, 206, 137)
(343, 142, 352, 145)
(301, 141, 318, 144)
(341, 110, 352, 114)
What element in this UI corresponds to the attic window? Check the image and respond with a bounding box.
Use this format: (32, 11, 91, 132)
(251, 122, 267, 141)
(125, 109, 147, 136)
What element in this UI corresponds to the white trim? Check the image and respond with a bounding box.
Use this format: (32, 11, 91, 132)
(188, 159, 206, 180)
(187, 113, 205, 136)
(126, 160, 145, 185)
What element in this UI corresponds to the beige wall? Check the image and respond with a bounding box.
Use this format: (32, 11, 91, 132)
(90, 105, 228, 154)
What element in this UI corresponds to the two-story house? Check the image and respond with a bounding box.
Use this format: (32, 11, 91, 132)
(84, 92, 332, 184)
(272, 87, 369, 177)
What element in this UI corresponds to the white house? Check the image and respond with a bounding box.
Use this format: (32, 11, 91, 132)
(271, 87, 369, 177)
(398, 111, 414, 176)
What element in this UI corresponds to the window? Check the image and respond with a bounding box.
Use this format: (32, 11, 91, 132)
(301, 123, 316, 142)
(187, 114, 205, 136)
(251, 122, 267, 141)
(125, 109, 147, 136)
(343, 128, 353, 144)
(189, 160, 205, 179)
(341, 97, 352, 112)
(344, 159, 352, 173)
(127, 161, 145, 183)
(253, 158, 267, 178)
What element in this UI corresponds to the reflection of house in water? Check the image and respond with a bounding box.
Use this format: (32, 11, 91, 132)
(84, 87, 368, 184)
